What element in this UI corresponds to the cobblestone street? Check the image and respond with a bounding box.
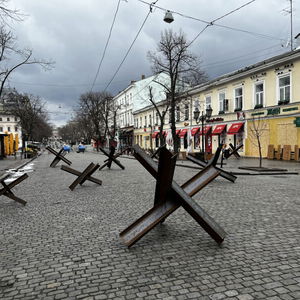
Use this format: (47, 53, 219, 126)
(0, 150, 299, 300)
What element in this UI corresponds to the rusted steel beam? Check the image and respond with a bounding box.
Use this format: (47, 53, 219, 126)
(61, 165, 102, 185)
(150, 144, 166, 159)
(154, 148, 177, 206)
(120, 198, 180, 247)
(46, 146, 72, 167)
(63, 163, 101, 191)
(99, 147, 125, 170)
(120, 144, 226, 247)
(187, 155, 237, 183)
(0, 173, 28, 205)
(229, 143, 242, 159)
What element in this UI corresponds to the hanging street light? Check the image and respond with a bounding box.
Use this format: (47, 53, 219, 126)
(164, 10, 174, 23)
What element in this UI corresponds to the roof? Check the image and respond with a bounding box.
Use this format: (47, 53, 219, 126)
(186, 48, 300, 96)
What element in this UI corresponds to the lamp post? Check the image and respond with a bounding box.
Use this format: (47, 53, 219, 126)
(193, 105, 213, 159)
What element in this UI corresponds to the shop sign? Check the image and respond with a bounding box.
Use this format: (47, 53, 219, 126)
(294, 117, 300, 128)
(282, 106, 298, 112)
(237, 111, 245, 120)
(267, 107, 280, 115)
(206, 117, 224, 123)
(251, 111, 264, 116)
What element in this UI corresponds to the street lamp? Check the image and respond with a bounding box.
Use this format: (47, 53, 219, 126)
(164, 10, 174, 23)
(193, 105, 213, 158)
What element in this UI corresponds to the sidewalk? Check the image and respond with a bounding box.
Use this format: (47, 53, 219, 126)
(0, 154, 36, 175)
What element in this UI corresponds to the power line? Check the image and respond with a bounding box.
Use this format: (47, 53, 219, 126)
(201, 43, 283, 68)
(103, 4, 155, 92)
(136, 0, 285, 42)
(90, 0, 121, 91)
(204, 48, 285, 70)
(211, 0, 255, 23)
(9, 78, 131, 88)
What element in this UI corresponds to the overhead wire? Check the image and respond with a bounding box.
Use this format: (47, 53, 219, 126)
(103, 1, 159, 92)
(90, 0, 121, 91)
(136, 0, 285, 42)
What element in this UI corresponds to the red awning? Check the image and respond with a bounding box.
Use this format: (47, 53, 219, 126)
(191, 127, 200, 136)
(176, 129, 181, 135)
(227, 122, 244, 134)
(152, 131, 159, 138)
(212, 124, 226, 135)
(199, 125, 212, 135)
(179, 128, 188, 138)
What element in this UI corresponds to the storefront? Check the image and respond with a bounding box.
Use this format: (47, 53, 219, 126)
(212, 124, 227, 148)
(152, 131, 166, 148)
(199, 125, 212, 154)
(226, 122, 245, 150)
(119, 127, 134, 150)
(0, 133, 7, 159)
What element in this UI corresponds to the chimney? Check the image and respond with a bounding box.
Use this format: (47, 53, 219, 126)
(141, 74, 145, 80)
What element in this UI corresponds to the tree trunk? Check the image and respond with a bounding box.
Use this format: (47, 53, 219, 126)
(257, 135, 262, 168)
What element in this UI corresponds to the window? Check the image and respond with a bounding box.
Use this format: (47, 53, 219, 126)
(0, 117, 2, 121)
(15, 126, 18, 132)
(7, 117, 10, 121)
(144, 116, 147, 127)
(15, 117, 17, 121)
(205, 96, 211, 110)
(254, 82, 264, 107)
(7, 126, 11, 132)
(140, 117, 142, 128)
(278, 74, 290, 103)
(184, 104, 189, 120)
(234, 87, 243, 111)
(219, 92, 228, 113)
(149, 115, 152, 126)
(155, 112, 159, 125)
(176, 106, 180, 122)
(0, 127, 3, 131)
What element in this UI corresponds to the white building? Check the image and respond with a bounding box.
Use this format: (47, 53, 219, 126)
(0, 101, 22, 147)
(114, 73, 170, 149)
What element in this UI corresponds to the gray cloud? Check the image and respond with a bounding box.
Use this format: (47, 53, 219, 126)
(6, 0, 299, 126)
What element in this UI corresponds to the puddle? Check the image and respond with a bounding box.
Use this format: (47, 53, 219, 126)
(4, 163, 35, 183)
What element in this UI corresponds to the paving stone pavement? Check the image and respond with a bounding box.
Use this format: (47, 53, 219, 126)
(0, 150, 299, 300)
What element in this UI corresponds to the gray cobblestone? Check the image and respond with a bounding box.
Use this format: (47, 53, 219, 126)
(0, 152, 299, 299)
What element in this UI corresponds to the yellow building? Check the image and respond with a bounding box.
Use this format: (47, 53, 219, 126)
(133, 49, 300, 159)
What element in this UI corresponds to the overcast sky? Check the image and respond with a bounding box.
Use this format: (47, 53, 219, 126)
(6, 0, 300, 126)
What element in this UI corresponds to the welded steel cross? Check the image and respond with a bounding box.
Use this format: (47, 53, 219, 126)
(46, 146, 72, 168)
(99, 146, 125, 170)
(61, 163, 102, 191)
(0, 173, 28, 205)
(227, 143, 243, 159)
(119, 145, 226, 248)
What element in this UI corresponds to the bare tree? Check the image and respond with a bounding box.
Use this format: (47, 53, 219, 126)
(148, 86, 168, 146)
(4, 91, 51, 151)
(58, 120, 83, 144)
(0, 26, 53, 98)
(77, 91, 115, 148)
(0, 1, 53, 99)
(248, 116, 268, 168)
(0, 0, 24, 25)
(148, 29, 207, 153)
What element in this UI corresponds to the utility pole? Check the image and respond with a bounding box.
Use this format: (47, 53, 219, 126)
(290, 0, 293, 51)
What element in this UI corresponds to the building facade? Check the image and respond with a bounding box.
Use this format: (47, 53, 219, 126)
(133, 49, 300, 158)
(114, 73, 170, 150)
